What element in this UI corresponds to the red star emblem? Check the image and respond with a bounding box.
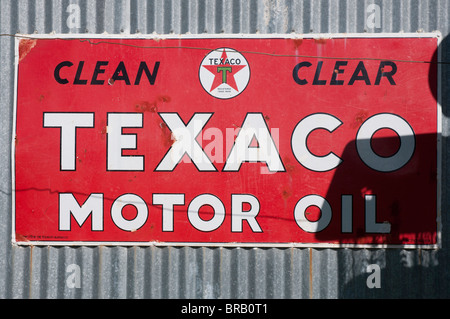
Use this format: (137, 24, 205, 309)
(202, 49, 246, 92)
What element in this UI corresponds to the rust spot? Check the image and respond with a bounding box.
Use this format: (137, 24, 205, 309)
(281, 188, 292, 200)
(304, 206, 321, 222)
(292, 38, 303, 48)
(283, 157, 297, 175)
(100, 120, 107, 140)
(351, 110, 369, 129)
(314, 38, 328, 45)
(134, 95, 171, 113)
(135, 101, 158, 113)
(157, 95, 171, 103)
(108, 78, 115, 85)
(160, 122, 175, 147)
(264, 114, 270, 121)
(15, 233, 30, 242)
(39, 94, 45, 102)
(19, 39, 37, 62)
(285, 163, 296, 173)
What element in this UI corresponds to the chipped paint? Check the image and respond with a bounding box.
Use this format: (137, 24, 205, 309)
(18, 38, 37, 62)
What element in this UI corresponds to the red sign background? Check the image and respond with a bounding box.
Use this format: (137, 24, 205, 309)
(13, 35, 440, 247)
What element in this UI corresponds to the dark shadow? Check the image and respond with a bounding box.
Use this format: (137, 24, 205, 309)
(313, 34, 448, 298)
(318, 133, 442, 298)
(315, 133, 438, 246)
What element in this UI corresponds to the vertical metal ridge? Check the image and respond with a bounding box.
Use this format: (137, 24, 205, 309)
(309, 248, 313, 298)
(0, 0, 16, 300)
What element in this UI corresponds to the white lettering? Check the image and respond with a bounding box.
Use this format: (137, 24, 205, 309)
(107, 113, 144, 171)
(356, 113, 415, 172)
(291, 113, 343, 172)
(110, 194, 148, 231)
(188, 194, 225, 232)
(43, 112, 94, 171)
(294, 194, 332, 233)
(59, 193, 103, 231)
(155, 113, 216, 171)
(152, 194, 185, 232)
(223, 113, 285, 172)
(364, 195, 391, 233)
(231, 194, 262, 232)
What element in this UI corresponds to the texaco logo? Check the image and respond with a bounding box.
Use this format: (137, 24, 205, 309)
(199, 48, 250, 99)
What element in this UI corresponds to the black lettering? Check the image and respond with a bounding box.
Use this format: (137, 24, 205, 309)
(112, 61, 131, 85)
(313, 61, 326, 85)
(330, 61, 348, 85)
(375, 61, 397, 85)
(348, 61, 371, 85)
(91, 61, 109, 85)
(293, 61, 312, 85)
(73, 61, 88, 85)
(134, 61, 160, 85)
(54, 61, 73, 84)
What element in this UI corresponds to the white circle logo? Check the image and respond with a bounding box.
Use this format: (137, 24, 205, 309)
(199, 48, 250, 99)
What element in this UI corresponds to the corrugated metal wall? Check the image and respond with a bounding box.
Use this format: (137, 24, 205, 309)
(1, 0, 449, 299)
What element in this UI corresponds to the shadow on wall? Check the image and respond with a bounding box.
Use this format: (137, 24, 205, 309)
(311, 34, 449, 298)
(323, 132, 442, 298)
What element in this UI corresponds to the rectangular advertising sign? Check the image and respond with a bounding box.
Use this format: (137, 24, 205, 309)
(13, 34, 441, 247)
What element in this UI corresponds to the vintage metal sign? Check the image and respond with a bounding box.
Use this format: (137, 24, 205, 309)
(13, 34, 441, 247)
